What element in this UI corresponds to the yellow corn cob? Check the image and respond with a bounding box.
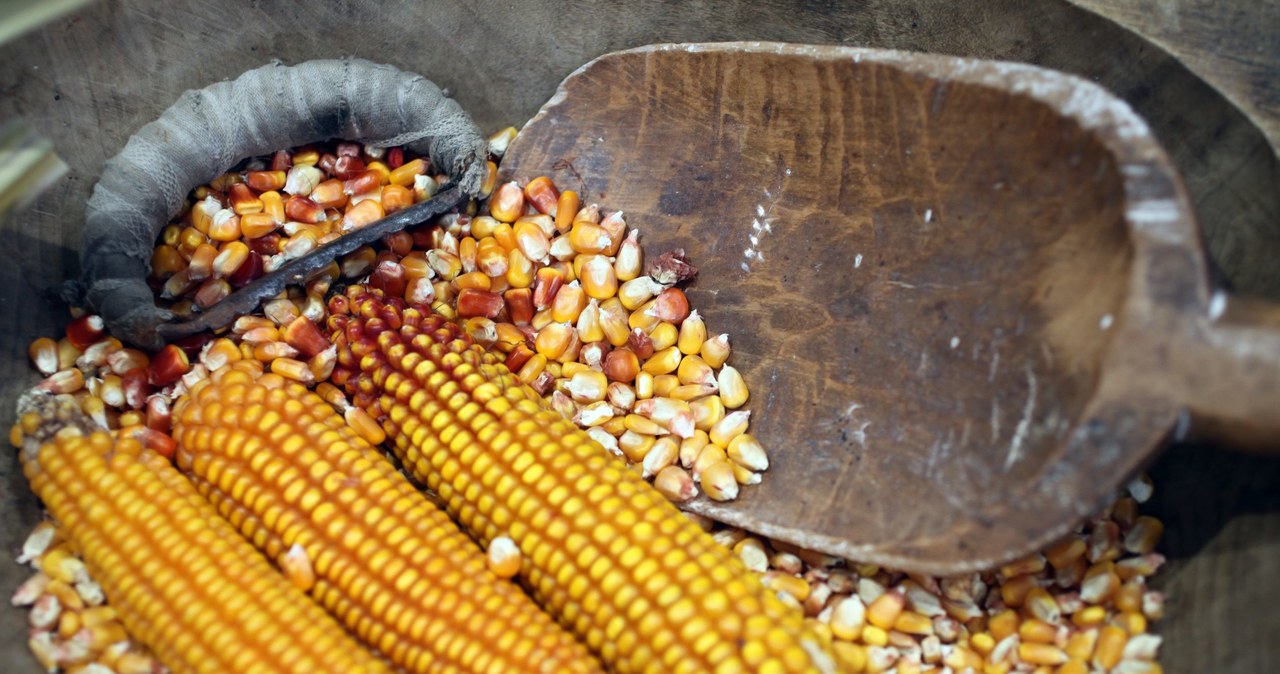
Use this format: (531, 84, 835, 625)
(16, 393, 390, 674)
(171, 361, 602, 674)
(330, 286, 838, 674)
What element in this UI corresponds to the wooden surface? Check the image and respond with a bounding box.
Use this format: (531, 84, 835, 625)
(1069, 0, 1280, 155)
(0, 1, 1277, 672)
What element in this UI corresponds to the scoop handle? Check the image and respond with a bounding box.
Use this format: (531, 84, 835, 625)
(1168, 294, 1280, 452)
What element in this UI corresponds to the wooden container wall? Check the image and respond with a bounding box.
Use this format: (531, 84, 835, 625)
(0, 1, 1275, 672)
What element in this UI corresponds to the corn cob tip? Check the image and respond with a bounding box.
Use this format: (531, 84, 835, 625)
(13, 390, 100, 463)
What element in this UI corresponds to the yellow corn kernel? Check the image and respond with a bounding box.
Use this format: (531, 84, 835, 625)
(1044, 537, 1086, 569)
(867, 590, 906, 630)
(1071, 605, 1107, 628)
(507, 248, 535, 288)
(1115, 581, 1145, 613)
(969, 631, 996, 655)
(389, 158, 427, 186)
(551, 281, 588, 323)
(862, 625, 889, 647)
(763, 572, 811, 602)
(649, 321, 679, 352)
(833, 641, 867, 673)
(1019, 643, 1068, 666)
(20, 421, 390, 674)
(690, 395, 726, 432)
(642, 346, 682, 375)
(579, 254, 617, 300)
(1019, 618, 1059, 644)
(718, 364, 750, 409)
(618, 276, 663, 311)
(988, 608, 1018, 642)
(1092, 626, 1128, 671)
(1025, 587, 1062, 624)
(331, 287, 838, 672)
(710, 410, 751, 447)
(700, 333, 731, 369)
(893, 610, 935, 636)
(260, 189, 284, 222)
(1081, 561, 1120, 603)
(1113, 611, 1147, 635)
(727, 433, 769, 472)
(491, 220, 517, 251)
(173, 369, 602, 674)
(1123, 517, 1164, 555)
(1057, 657, 1089, 674)
(535, 322, 575, 360)
(676, 310, 706, 355)
(1065, 628, 1099, 661)
(676, 353, 715, 386)
(652, 374, 680, 398)
(599, 298, 631, 347)
(942, 645, 982, 670)
(1000, 574, 1037, 607)
(614, 229, 642, 281)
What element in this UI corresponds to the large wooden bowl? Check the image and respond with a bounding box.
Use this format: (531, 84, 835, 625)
(2, 2, 1279, 670)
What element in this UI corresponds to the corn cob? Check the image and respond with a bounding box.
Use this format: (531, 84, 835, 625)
(171, 360, 603, 674)
(16, 392, 391, 674)
(330, 286, 838, 674)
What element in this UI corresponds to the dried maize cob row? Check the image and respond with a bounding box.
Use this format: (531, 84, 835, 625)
(171, 361, 603, 674)
(17, 393, 391, 674)
(330, 287, 838, 674)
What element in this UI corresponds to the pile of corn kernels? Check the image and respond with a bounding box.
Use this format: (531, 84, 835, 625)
(10, 130, 1166, 674)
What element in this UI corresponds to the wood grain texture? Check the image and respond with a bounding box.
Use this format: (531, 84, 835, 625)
(1068, 0, 1280, 156)
(0, 1, 1276, 672)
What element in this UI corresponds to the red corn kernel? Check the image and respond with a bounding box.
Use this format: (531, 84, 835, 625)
(457, 288, 505, 319)
(248, 232, 282, 256)
(66, 314, 106, 351)
(148, 345, 190, 387)
(382, 231, 414, 257)
(628, 328, 655, 359)
(122, 425, 176, 459)
(504, 344, 535, 373)
(650, 287, 691, 323)
(369, 260, 407, 298)
(530, 370, 556, 395)
(386, 147, 405, 169)
(170, 332, 215, 359)
(228, 183, 263, 215)
(121, 367, 150, 410)
(285, 195, 325, 224)
(504, 289, 535, 325)
(318, 153, 338, 174)
(332, 155, 366, 180)
(270, 150, 292, 171)
(311, 179, 347, 209)
(145, 394, 172, 432)
(281, 316, 330, 359)
(343, 170, 381, 196)
(523, 176, 560, 216)
(246, 170, 286, 192)
(228, 251, 264, 288)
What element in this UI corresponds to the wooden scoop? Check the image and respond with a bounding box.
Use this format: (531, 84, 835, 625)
(498, 43, 1280, 575)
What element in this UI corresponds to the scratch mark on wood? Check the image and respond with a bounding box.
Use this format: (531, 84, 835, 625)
(1004, 364, 1038, 470)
